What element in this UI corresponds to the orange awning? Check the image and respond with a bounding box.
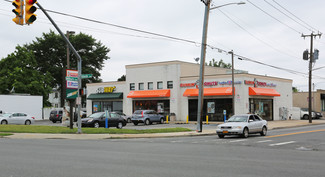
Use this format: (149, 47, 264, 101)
(127, 89, 170, 98)
(249, 87, 280, 97)
(183, 87, 234, 97)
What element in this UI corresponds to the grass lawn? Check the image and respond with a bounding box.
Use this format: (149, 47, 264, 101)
(0, 125, 192, 134)
(0, 133, 13, 137)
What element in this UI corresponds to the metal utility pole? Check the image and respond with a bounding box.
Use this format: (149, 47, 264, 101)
(37, 2, 83, 133)
(197, 0, 211, 132)
(302, 32, 322, 123)
(228, 50, 235, 115)
(67, 31, 75, 129)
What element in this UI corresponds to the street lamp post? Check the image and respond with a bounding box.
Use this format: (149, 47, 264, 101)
(197, 1, 245, 132)
(228, 50, 235, 115)
(66, 31, 75, 129)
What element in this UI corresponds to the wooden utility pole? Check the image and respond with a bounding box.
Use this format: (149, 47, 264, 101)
(301, 32, 322, 123)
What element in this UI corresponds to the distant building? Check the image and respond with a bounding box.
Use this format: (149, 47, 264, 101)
(48, 88, 61, 108)
(293, 89, 325, 114)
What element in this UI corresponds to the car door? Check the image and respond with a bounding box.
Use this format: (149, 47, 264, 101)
(17, 113, 27, 124)
(151, 111, 160, 122)
(248, 115, 258, 133)
(109, 112, 120, 126)
(253, 115, 264, 132)
(99, 113, 106, 127)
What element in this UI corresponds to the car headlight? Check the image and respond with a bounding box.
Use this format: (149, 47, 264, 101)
(87, 119, 93, 123)
(232, 126, 242, 129)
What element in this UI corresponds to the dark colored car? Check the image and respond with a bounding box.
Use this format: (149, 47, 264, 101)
(314, 111, 323, 119)
(81, 112, 127, 128)
(131, 110, 165, 125)
(49, 109, 63, 123)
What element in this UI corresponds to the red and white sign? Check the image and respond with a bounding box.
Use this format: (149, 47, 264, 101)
(66, 69, 78, 89)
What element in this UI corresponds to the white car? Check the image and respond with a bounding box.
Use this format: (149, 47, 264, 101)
(216, 114, 268, 138)
(0, 113, 35, 125)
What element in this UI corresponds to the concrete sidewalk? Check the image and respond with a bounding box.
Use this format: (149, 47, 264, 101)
(3, 119, 325, 140)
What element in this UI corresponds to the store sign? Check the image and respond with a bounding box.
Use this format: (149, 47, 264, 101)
(180, 80, 241, 88)
(96, 86, 116, 93)
(244, 80, 276, 87)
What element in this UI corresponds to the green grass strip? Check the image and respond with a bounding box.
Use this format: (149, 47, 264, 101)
(0, 125, 191, 134)
(0, 133, 13, 137)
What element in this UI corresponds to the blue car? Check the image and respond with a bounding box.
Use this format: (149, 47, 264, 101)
(131, 110, 165, 125)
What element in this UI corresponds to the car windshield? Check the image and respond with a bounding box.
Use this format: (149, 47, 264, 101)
(227, 115, 248, 122)
(88, 112, 104, 118)
(134, 110, 142, 114)
(301, 108, 308, 111)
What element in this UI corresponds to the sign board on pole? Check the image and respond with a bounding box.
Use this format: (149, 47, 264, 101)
(66, 81, 78, 89)
(66, 76, 78, 81)
(81, 74, 93, 79)
(66, 89, 78, 99)
(66, 69, 78, 77)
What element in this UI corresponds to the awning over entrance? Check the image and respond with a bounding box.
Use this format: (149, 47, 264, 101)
(87, 92, 123, 100)
(249, 87, 280, 97)
(183, 87, 233, 97)
(127, 89, 170, 98)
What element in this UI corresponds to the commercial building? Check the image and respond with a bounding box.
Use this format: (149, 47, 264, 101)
(293, 89, 325, 115)
(86, 61, 293, 121)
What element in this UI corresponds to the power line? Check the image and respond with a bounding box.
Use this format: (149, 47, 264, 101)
(264, 0, 313, 32)
(272, 0, 320, 33)
(217, 8, 300, 59)
(247, 0, 302, 34)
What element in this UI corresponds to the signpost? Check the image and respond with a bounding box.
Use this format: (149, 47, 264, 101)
(81, 74, 92, 79)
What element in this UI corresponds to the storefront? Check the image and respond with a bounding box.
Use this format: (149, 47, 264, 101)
(86, 60, 293, 121)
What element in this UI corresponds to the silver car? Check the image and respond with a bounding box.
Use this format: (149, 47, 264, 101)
(131, 110, 165, 125)
(216, 114, 268, 138)
(0, 113, 35, 125)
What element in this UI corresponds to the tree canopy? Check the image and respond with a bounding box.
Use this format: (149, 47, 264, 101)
(206, 59, 232, 69)
(0, 46, 53, 106)
(0, 30, 110, 106)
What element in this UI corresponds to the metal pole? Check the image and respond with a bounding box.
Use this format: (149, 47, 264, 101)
(308, 34, 313, 124)
(197, 0, 211, 132)
(230, 50, 235, 115)
(37, 2, 82, 133)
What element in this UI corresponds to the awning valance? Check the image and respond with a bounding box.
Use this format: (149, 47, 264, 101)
(249, 87, 280, 97)
(127, 89, 170, 98)
(87, 92, 123, 100)
(183, 87, 233, 97)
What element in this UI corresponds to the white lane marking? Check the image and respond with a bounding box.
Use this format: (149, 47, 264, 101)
(257, 140, 272, 143)
(229, 139, 248, 143)
(269, 141, 296, 146)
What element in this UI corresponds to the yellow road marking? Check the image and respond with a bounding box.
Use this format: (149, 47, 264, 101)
(267, 129, 325, 138)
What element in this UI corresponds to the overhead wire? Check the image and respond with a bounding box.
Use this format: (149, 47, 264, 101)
(246, 0, 302, 35)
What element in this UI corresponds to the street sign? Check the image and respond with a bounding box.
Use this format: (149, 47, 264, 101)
(66, 81, 78, 89)
(66, 76, 78, 81)
(81, 74, 92, 79)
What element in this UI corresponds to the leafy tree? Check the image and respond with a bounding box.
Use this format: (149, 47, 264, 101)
(0, 46, 53, 106)
(206, 59, 231, 69)
(25, 30, 110, 106)
(117, 75, 126, 81)
(292, 87, 299, 93)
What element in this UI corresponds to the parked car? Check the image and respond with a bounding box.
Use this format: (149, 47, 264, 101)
(216, 114, 268, 138)
(113, 111, 131, 123)
(300, 108, 316, 120)
(81, 112, 127, 128)
(314, 111, 323, 119)
(0, 112, 35, 125)
(131, 110, 165, 125)
(49, 109, 63, 123)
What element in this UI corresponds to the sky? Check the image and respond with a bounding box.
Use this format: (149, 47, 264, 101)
(1, 0, 325, 91)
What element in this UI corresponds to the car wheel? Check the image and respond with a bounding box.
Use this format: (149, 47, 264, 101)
(260, 126, 267, 136)
(52, 120, 57, 123)
(127, 118, 131, 123)
(218, 134, 225, 138)
(133, 122, 138, 126)
(1, 120, 7, 125)
(160, 118, 164, 124)
(25, 120, 31, 125)
(144, 119, 150, 125)
(94, 122, 100, 128)
(117, 122, 123, 129)
(242, 128, 249, 138)
(303, 115, 308, 120)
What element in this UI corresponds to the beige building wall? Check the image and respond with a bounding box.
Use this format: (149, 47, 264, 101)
(293, 89, 325, 113)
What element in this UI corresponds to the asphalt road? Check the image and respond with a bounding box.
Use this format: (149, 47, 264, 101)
(0, 125, 324, 177)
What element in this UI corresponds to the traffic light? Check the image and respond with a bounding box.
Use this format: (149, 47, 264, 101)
(25, 0, 37, 24)
(303, 49, 309, 60)
(12, 0, 24, 25)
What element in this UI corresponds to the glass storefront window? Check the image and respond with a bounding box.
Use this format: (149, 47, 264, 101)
(92, 101, 123, 113)
(133, 100, 170, 116)
(188, 99, 232, 121)
(249, 99, 273, 121)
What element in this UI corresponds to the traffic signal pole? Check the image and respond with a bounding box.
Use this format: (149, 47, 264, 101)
(36, 2, 82, 133)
